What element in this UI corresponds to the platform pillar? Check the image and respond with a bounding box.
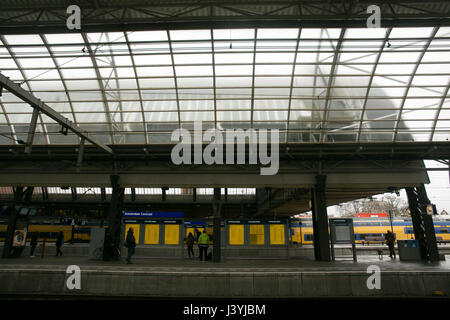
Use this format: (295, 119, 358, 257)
(2, 186, 33, 259)
(103, 175, 125, 261)
(311, 175, 331, 261)
(212, 188, 222, 263)
(405, 185, 439, 262)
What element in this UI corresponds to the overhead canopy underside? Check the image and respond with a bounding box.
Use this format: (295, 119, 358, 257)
(0, 1, 448, 217)
(1, 0, 450, 33)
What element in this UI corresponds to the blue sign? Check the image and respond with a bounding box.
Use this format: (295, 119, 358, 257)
(122, 211, 184, 218)
(184, 221, 207, 225)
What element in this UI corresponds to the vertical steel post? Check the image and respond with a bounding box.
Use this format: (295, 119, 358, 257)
(388, 209, 394, 233)
(406, 185, 439, 262)
(103, 175, 124, 261)
(76, 137, 85, 169)
(2, 187, 33, 258)
(311, 175, 331, 261)
(2, 187, 23, 258)
(212, 188, 222, 263)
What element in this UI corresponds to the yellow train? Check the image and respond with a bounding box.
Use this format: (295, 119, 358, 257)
(289, 217, 450, 245)
(2, 217, 449, 246)
(0, 222, 95, 243)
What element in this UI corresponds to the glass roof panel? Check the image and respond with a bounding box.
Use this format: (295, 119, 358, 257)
(0, 27, 448, 145)
(3, 35, 43, 45)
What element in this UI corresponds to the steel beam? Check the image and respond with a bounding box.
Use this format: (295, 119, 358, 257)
(24, 107, 39, 154)
(1, 0, 450, 35)
(0, 72, 113, 155)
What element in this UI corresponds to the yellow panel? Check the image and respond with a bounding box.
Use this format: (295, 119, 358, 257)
(291, 227, 301, 243)
(249, 224, 265, 245)
(185, 227, 194, 237)
(144, 224, 159, 245)
(125, 224, 140, 244)
(164, 224, 179, 245)
(229, 224, 244, 245)
(270, 224, 285, 245)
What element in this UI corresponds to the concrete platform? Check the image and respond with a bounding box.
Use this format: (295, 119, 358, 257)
(10, 243, 450, 260)
(0, 253, 449, 298)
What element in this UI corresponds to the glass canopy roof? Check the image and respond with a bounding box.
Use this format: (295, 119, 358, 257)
(0, 27, 449, 145)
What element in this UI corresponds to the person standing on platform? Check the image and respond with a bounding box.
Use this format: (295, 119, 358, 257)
(29, 232, 38, 258)
(198, 230, 210, 261)
(125, 228, 136, 264)
(385, 230, 396, 259)
(194, 228, 200, 242)
(186, 232, 195, 258)
(56, 231, 64, 257)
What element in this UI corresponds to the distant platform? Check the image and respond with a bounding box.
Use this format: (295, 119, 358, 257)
(0, 251, 449, 298)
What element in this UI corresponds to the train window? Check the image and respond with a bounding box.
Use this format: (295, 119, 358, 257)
(304, 234, 313, 241)
(440, 228, 448, 233)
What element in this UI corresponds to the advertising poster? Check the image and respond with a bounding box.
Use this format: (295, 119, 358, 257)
(12, 228, 27, 247)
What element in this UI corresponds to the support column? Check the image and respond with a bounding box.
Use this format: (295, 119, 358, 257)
(406, 185, 439, 262)
(103, 175, 125, 261)
(2, 186, 34, 258)
(162, 187, 168, 202)
(311, 175, 331, 261)
(212, 188, 222, 263)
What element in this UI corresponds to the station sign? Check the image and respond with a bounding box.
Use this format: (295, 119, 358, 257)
(122, 211, 184, 218)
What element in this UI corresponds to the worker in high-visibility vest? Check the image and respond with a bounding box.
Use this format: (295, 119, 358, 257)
(198, 230, 210, 261)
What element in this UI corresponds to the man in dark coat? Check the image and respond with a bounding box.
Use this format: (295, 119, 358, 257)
(385, 230, 396, 259)
(125, 228, 136, 264)
(56, 231, 64, 256)
(29, 232, 38, 258)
